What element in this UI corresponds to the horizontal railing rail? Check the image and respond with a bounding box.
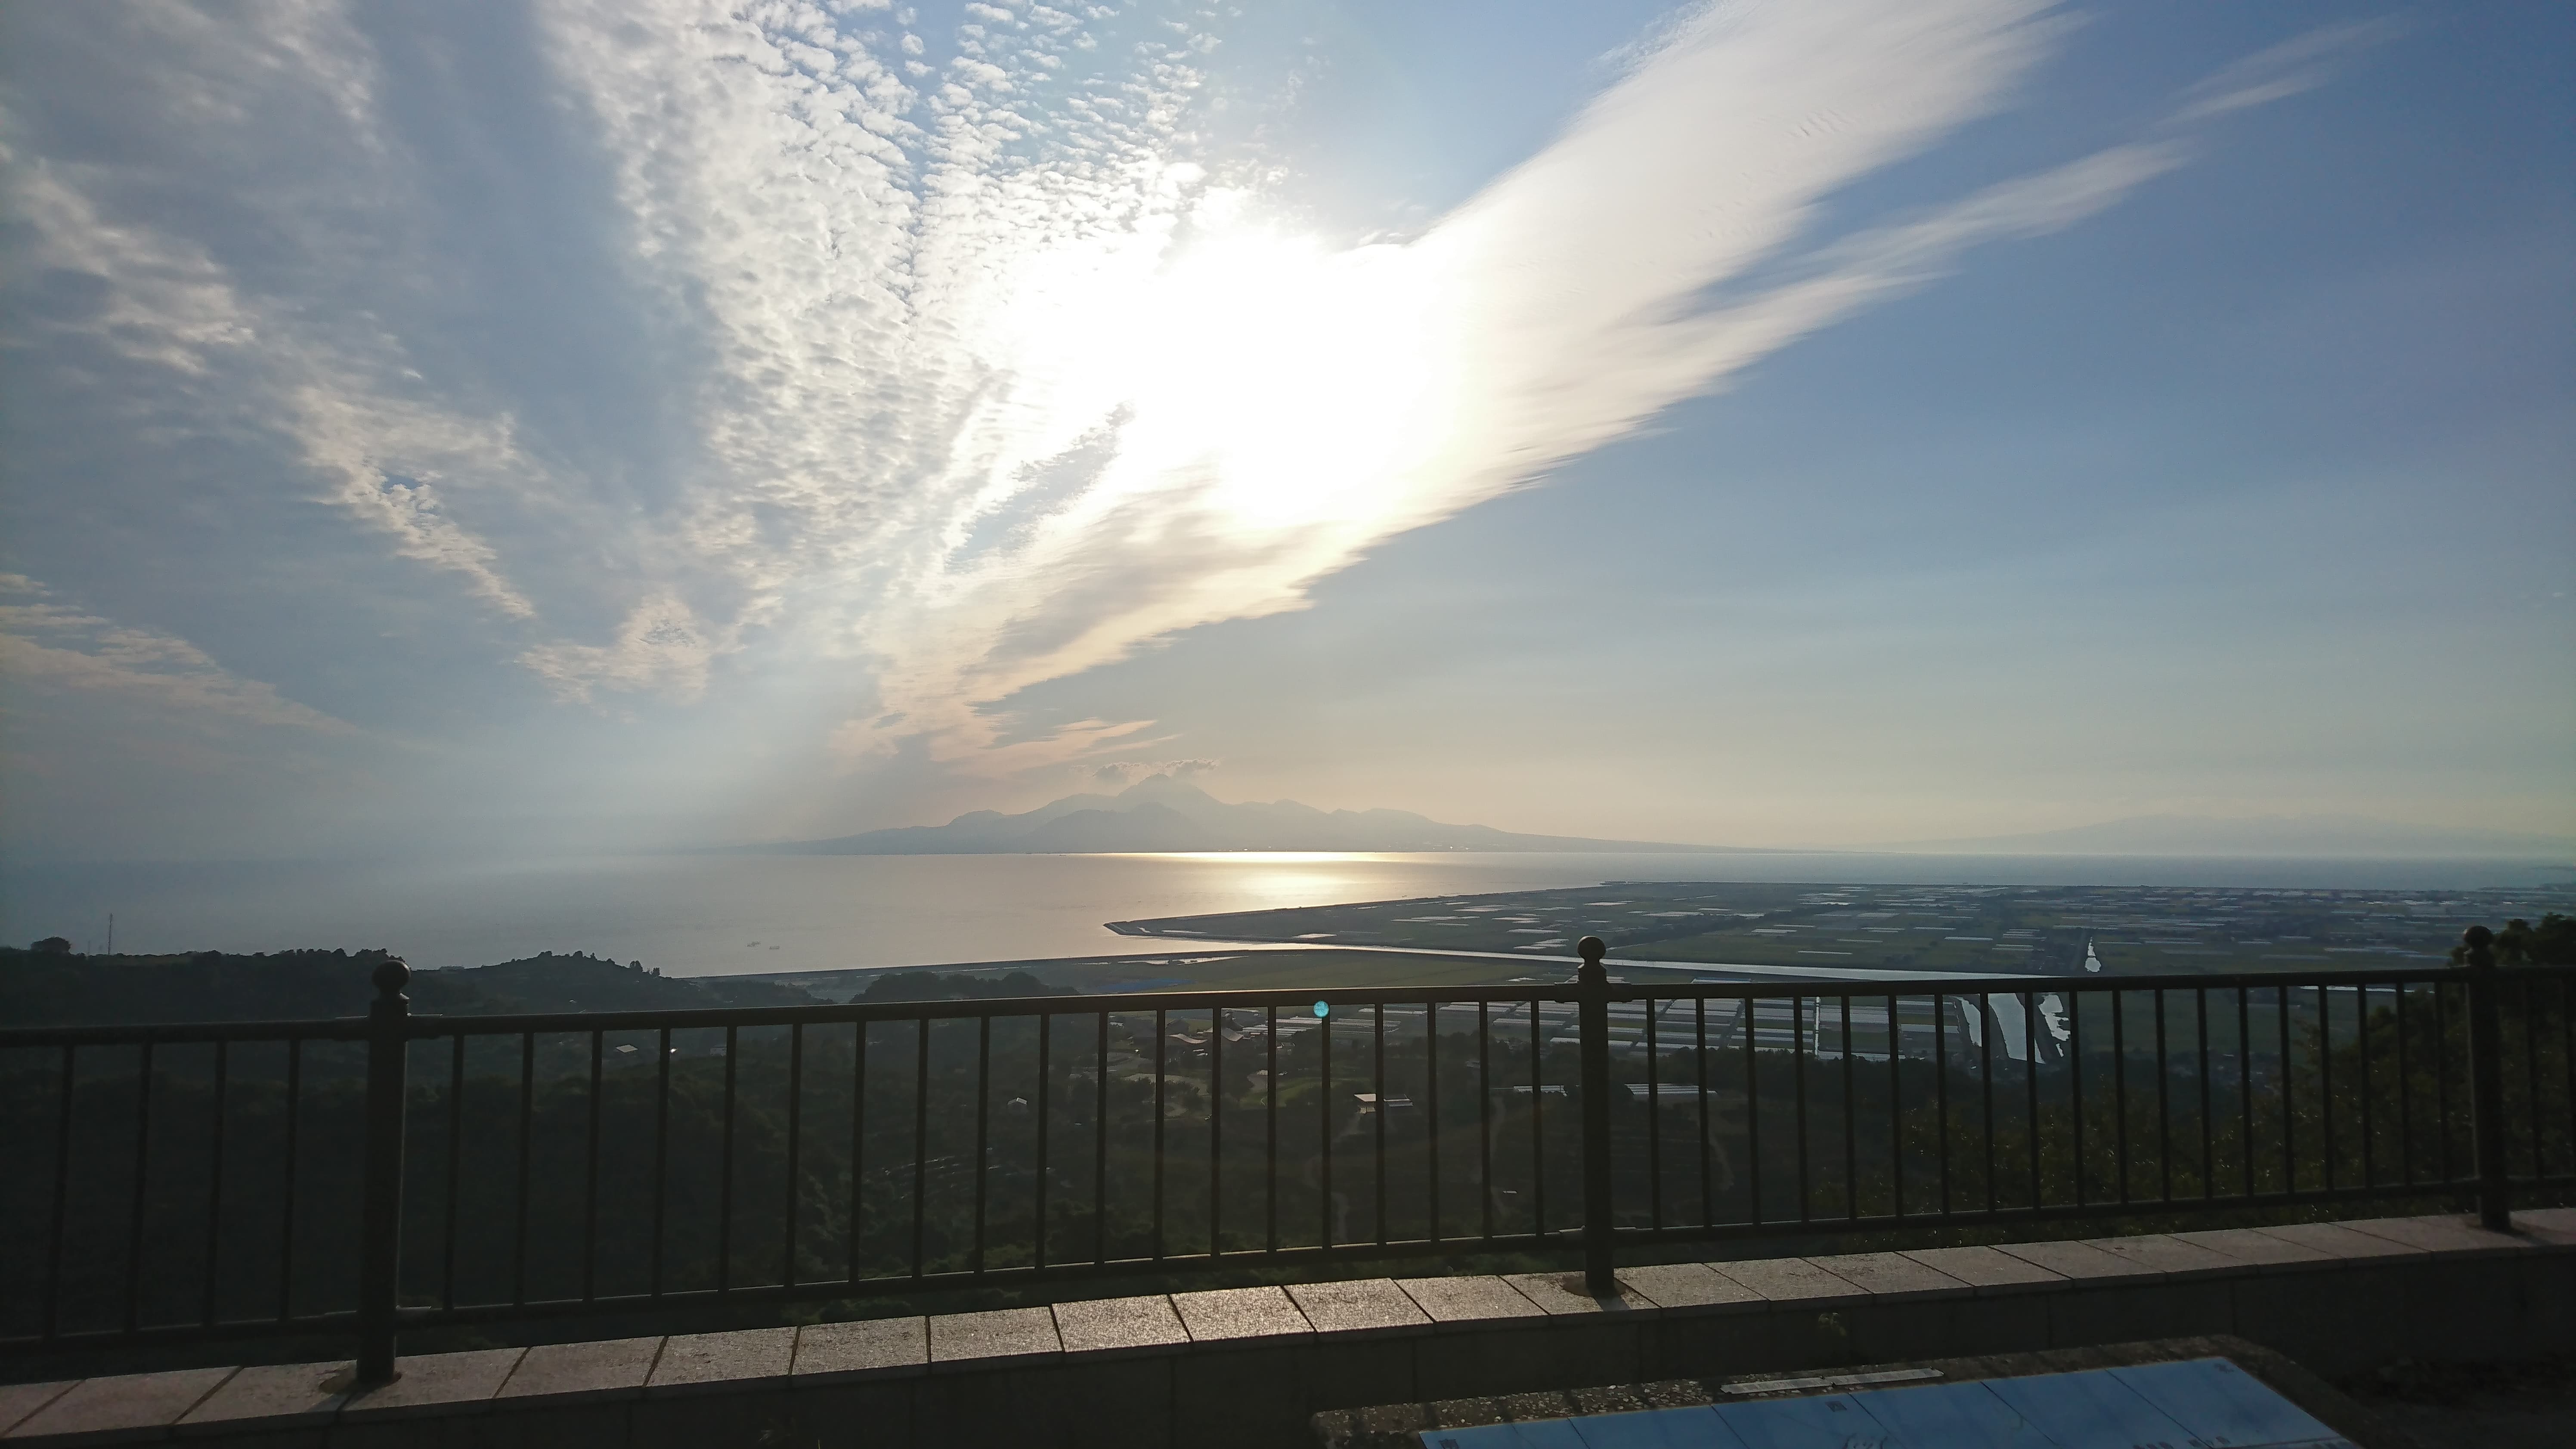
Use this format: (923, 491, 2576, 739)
(3, 932, 2567, 1382)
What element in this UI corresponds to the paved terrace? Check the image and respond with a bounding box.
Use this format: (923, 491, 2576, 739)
(4, 1208, 2571, 1449)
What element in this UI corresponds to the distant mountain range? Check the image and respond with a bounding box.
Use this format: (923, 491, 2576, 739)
(1881, 813, 2575, 861)
(748, 776, 1714, 855)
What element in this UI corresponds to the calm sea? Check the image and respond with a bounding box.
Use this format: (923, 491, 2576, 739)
(3, 851, 2568, 977)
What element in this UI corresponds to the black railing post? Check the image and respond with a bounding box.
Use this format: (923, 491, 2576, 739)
(357, 959, 411, 1384)
(1576, 936, 1616, 1296)
(2460, 927, 2511, 1232)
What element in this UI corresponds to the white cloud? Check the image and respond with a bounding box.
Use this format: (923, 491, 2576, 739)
(3, 75, 540, 619)
(0, 576, 355, 735)
(519, 592, 727, 703)
(2, 0, 2379, 776)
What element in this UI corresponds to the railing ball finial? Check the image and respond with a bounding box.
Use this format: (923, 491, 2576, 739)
(1577, 935, 1606, 968)
(372, 957, 412, 997)
(2461, 925, 2495, 957)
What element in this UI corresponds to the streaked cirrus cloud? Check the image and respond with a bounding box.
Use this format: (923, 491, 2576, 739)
(1, 0, 2388, 792)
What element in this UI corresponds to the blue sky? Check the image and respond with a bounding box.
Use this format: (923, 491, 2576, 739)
(1, 0, 2568, 862)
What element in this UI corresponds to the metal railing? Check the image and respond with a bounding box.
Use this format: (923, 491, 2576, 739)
(3, 931, 2567, 1381)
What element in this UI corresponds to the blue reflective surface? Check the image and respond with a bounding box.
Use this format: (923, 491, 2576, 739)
(1412, 1358, 2356, 1448)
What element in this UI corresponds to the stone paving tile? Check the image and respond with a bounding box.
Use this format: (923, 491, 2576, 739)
(6, 1367, 234, 1442)
(928, 1306, 1062, 1368)
(0, 1384, 74, 1439)
(178, 1360, 353, 1431)
(2168, 1227, 2338, 1271)
(2518, 1207, 2576, 1246)
(1994, 1238, 2158, 1282)
(1286, 1278, 1433, 1337)
(1171, 1285, 1312, 1342)
(1395, 1275, 1550, 1328)
(1708, 1257, 1866, 1307)
(496, 1337, 662, 1403)
(339, 1349, 525, 1420)
(1806, 1251, 1970, 1300)
(2077, 1233, 2245, 1280)
(1898, 1245, 2067, 1294)
(1616, 1262, 1762, 1312)
(794, 1317, 928, 1381)
(2340, 1214, 2533, 1257)
(2255, 1221, 2423, 1260)
(646, 1327, 796, 1395)
(1053, 1294, 1190, 1356)
(1499, 1271, 1653, 1315)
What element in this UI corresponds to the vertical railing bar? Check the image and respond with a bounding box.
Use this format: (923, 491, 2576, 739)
(651, 1026, 670, 1300)
(2319, 984, 2335, 1192)
(2023, 992, 2039, 1211)
(717, 1025, 737, 1293)
(848, 1020, 867, 1284)
(44, 1045, 75, 1341)
(2278, 985, 2294, 1195)
(2196, 988, 2212, 1202)
(1325, 1001, 1338, 1249)
(1935, 994, 1950, 1220)
(1093, 1013, 1110, 1266)
(513, 1031, 534, 1307)
(444, 1034, 464, 1311)
(1526, 997, 1541, 1238)
(1266, 1004, 1279, 1253)
(1093, 1012, 1108, 1267)
(2563, 976, 2574, 1180)
(1425, 1001, 1440, 1246)
(585, 1030, 604, 1302)
(1696, 997, 1712, 1230)
(2155, 987, 2170, 1204)
(201, 1040, 228, 1328)
(1153, 1008, 1168, 1260)
(2238, 987, 2254, 1200)
(971, 1014, 990, 1276)
(1035, 1012, 1052, 1272)
(1576, 941, 1614, 1294)
(2359, 985, 2375, 1190)
(1372, 1003, 1387, 1247)
(2435, 981, 2452, 1182)
(278, 1038, 301, 1322)
(356, 967, 409, 1384)
(1747, 997, 1764, 1228)
(1839, 994, 1856, 1221)
(975, 1022, 1024, 1273)
(1647, 996, 1663, 1231)
(785, 1022, 805, 1288)
(2395, 981, 2413, 1187)
(123, 1041, 155, 1334)
(1793, 994, 1809, 1226)
(1978, 995, 1994, 1217)
(911, 1017, 929, 1279)
(1477, 1001, 1492, 1242)
(2462, 931, 2510, 1227)
(1887, 992, 1902, 1221)
(2114, 989, 2131, 1204)
(2071, 990, 2087, 1208)
(1211, 1005, 1226, 1257)
(2524, 977, 2544, 1180)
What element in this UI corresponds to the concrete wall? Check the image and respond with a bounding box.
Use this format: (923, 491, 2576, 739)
(5, 1209, 2570, 1449)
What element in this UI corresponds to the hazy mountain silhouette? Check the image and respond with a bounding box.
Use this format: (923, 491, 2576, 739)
(750, 775, 1715, 855)
(1880, 813, 2574, 860)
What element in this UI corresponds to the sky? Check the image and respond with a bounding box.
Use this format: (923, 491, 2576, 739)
(0, 0, 2569, 864)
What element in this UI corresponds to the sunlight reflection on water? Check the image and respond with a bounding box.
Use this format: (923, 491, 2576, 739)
(3, 851, 2562, 976)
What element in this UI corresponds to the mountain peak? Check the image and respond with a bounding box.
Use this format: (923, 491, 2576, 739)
(753, 781, 1711, 855)
(1116, 773, 1220, 804)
